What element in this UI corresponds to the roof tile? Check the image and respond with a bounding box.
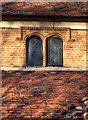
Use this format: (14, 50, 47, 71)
(2, 2, 87, 17)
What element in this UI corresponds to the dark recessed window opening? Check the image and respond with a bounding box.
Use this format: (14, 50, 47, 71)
(46, 36, 63, 67)
(26, 35, 43, 67)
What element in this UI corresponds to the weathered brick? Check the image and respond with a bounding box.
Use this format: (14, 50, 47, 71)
(1, 28, 87, 68)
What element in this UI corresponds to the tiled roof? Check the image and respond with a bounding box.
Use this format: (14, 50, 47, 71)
(2, 71, 87, 119)
(2, 2, 87, 17)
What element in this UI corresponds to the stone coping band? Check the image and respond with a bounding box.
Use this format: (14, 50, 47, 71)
(1, 67, 88, 71)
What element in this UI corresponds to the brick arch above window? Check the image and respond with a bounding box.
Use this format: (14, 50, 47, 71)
(21, 27, 70, 43)
(23, 32, 45, 42)
(44, 32, 65, 42)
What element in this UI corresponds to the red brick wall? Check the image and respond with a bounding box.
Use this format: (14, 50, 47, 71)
(1, 28, 25, 67)
(1, 27, 87, 68)
(64, 29, 87, 68)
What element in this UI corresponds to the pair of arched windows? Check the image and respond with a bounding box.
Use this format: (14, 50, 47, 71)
(26, 35, 63, 67)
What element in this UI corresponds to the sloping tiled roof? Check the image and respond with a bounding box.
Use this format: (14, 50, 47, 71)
(2, 71, 87, 119)
(2, 2, 87, 17)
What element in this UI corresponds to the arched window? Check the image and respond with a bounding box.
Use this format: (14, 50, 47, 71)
(26, 35, 43, 67)
(46, 36, 63, 66)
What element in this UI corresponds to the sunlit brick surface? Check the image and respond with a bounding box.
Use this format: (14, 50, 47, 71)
(1, 28, 87, 68)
